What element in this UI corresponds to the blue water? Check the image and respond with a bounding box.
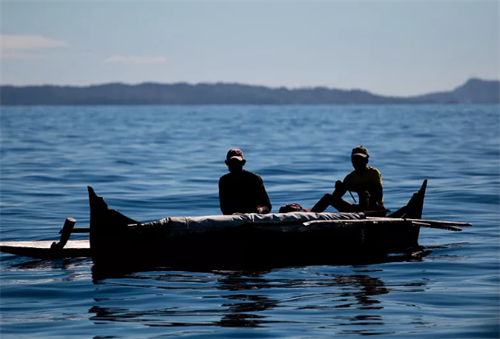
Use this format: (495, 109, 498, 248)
(0, 105, 498, 338)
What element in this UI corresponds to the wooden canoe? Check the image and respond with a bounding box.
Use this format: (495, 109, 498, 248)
(88, 180, 432, 269)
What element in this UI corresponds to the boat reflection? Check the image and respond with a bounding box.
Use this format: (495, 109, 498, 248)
(0, 256, 92, 282)
(335, 274, 388, 310)
(87, 247, 436, 329)
(6, 257, 90, 270)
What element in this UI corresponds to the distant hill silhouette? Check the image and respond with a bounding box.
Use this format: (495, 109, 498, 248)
(1, 78, 498, 105)
(411, 78, 500, 104)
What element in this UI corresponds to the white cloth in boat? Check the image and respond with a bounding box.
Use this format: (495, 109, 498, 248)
(141, 212, 363, 236)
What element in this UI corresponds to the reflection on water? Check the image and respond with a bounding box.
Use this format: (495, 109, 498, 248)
(87, 272, 401, 330)
(87, 248, 434, 331)
(10, 257, 88, 271)
(335, 275, 388, 310)
(1, 257, 92, 284)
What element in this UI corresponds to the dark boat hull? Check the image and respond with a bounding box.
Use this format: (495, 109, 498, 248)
(0, 222, 421, 266)
(90, 214, 421, 270)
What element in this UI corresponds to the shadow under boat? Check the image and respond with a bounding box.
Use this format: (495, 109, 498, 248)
(89, 181, 429, 273)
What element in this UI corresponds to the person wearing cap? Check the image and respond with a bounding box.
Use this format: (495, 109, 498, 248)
(219, 148, 272, 215)
(311, 146, 385, 214)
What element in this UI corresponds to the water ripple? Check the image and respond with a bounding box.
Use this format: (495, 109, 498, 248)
(0, 105, 498, 339)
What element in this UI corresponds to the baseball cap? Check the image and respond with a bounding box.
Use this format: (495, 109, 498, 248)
(226, 148, 244, 162)
(351, 145, 369, 158)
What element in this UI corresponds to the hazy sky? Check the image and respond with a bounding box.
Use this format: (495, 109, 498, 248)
(1, 1, 498, 96)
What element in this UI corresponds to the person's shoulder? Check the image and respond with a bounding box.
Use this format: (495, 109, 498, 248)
(367, 166, 382, 182)
(367, 166, 381, 175)
(219, 172, 232, 183)
(243, 169, 260, 177)
(243, 170, 263, 181)
(344, 170, 356, 182)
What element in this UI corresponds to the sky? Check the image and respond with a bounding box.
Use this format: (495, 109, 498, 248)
(0, 1, 498, 96)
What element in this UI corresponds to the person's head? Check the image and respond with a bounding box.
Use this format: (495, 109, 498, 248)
(225, 148, 246, 173)
(351, 145, 369, 171)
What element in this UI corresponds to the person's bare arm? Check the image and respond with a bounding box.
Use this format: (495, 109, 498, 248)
(256, 177, 272, 214)
(369, 182, 383, 205)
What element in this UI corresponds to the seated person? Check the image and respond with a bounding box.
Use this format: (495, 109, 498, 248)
(311, 146, 385, 214)
(219, 148, 272, 215)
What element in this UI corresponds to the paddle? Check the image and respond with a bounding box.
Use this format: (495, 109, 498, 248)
(303, 217, 471, 232)
(367, 217, 472, 231)
(365, 217, 472, 227)
(409, 221, 463, 232)
(349, 191, 357, 203)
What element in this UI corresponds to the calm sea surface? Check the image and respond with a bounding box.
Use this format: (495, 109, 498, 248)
(0, 105, 499, 338)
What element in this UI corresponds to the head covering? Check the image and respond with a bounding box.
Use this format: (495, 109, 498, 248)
(226, 148, 244, 162)
(351, 145, 369, 158)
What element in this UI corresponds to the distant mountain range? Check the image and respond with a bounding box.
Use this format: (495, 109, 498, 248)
(0, 78, 498, 105)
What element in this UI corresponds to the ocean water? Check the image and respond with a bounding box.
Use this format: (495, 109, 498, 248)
(0, 105, 498, 338)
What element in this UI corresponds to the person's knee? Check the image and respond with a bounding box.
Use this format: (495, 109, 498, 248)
(324, 193, 340, 205)
(357, 191, 369, 207)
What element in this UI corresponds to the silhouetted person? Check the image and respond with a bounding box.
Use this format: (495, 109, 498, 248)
(219, 148, 272, 215)
(311, 146, 385, 214)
